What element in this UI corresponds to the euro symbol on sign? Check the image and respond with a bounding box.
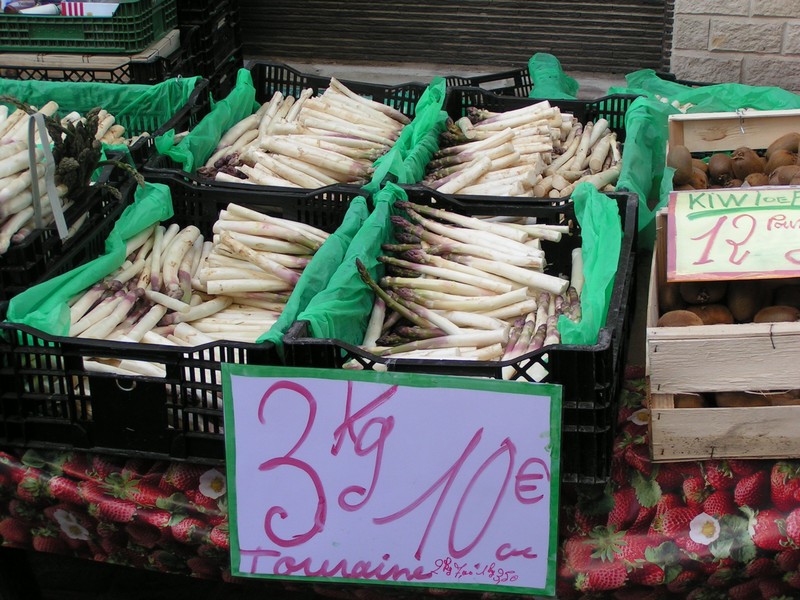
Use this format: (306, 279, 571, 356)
(514, 458, 550, 504)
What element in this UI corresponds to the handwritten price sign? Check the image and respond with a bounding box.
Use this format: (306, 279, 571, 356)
(222, 365, 561, 596)
(667, 187, 800, 281)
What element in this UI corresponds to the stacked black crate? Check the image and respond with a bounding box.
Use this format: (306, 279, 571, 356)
(176, 0, 244, 98)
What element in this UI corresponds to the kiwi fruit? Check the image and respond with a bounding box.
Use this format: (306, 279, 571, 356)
(689, 167, 709, 190)
(692, 158, 708, 173)
(769, 165, 800, 185)
(708, 153, 734, 185)
(766, 390, 800, 406)
(715, 391, 771, 407)
(765, 149, 798, 175)
(766, 132, 800, 158)
(658, 281, 684, 313)
(674, 393, 709, 408)
(726, 279, 766, 322)
(668, 145, 694, 186)
(679, 280, 728, 305)
(731, 147, 766, 180)
(686, 304, 734, 325)
(657, 309, 705, 327)
(753, 305, 800, 323)
(724, 178, 743, 188)
(744, 172, 770, 187)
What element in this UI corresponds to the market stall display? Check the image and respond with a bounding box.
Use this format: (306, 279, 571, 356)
(4, 46, 800, 598)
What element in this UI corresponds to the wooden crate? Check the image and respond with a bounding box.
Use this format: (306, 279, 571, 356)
(646, 210, 800, 462)
(668, 108, 800, 154)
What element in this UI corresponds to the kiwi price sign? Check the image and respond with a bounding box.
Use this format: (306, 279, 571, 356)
(221, 364, 562, 596)
(667, 187, 800, 281)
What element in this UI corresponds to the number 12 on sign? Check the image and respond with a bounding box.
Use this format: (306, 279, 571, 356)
(222, 365, 562, 597)
(667, 187, 800, 280)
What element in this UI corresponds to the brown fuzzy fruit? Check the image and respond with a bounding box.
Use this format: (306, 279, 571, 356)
(715, 391, 771, 407)
(766, 390, 800, 406)
(724, 178, 743, 188)
(770, 165, 800, 185)
(657, 309, 705, 327)
(765, 149, 798, 175)
(731, 147, 765, 181)
(679, 280, 728, 305)
(686, 304, 734, 325)
(753, 305, 800, 323)
(727, 279, 766, 322)
(708, 153, 734, 185)
(689, 167, 709, 190)
(658, 281, 684, 313)
(674, 393, 708, 408)
(766, 132, 800, 158)
(744, 172, 770, 187)
(668, 145, 694, 186)
(692, 158, 708, 173)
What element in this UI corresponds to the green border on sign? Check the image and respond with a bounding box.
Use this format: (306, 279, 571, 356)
(221, 363, 562, 597)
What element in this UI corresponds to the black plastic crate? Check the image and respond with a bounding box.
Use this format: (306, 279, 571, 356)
(180, 0, 241, 76)
(198, 13, 242, 79)
(445, 67, 533, 97)
(207, 44, 244, 101)
(0, 172, 130, 302)
(142, 60, 428, 189)
(126, 76, 212, 167)
(0, 182, 366, 463)
(655, 71, 712, 88)
(445, 86, 639, 143)
(163, 175, 364, 235)
(0, 76, 210, 168)
(283, 189, 639, 487)
(250, 61, 429, 121)
(176, 0, 238, 26)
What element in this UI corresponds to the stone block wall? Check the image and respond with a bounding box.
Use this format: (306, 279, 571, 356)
(671, 0, 800, 90)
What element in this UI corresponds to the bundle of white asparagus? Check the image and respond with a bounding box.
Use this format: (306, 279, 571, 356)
(424, 100, 621, 198)
(66, 202, 328, 378)
(352, 201, 584, 380)
(197, 77, 410, 188)
(0, 101, 145, 255)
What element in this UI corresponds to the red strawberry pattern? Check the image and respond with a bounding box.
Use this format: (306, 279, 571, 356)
(703, 489, 738, 517)
(751, 508, 789, 551)
(734, 470, 770, 508)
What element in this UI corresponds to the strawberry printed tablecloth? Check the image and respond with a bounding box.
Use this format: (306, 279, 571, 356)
(2, 370, 800, 599)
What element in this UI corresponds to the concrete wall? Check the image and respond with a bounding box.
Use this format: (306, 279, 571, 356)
(671, 0, 800, 90)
